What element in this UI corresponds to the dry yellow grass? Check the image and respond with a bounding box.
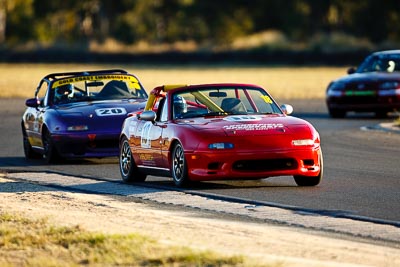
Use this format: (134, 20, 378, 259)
(0, 63, 346, 100)
(0, 212, 245, 266)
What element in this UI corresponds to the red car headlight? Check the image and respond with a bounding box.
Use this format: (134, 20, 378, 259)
(208, 143, 234, 149)
(292, 139, 314, 146)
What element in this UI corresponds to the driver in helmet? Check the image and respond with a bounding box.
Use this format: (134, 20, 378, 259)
(54, 84, 74, 104)
(173, 95, 187, 119)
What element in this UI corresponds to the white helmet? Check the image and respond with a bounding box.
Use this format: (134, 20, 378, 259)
(173, 95, 187, 118)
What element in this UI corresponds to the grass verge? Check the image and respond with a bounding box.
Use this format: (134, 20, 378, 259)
(0, 212, 245, 266)
(393, 116, 400, 127)
(0, 63, 344, 100)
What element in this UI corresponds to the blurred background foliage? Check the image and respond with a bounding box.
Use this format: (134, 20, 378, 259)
(1, 0, 399, 54)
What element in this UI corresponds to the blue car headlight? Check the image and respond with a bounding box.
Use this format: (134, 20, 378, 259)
(379, 81, 399, 90)
(67, 125, 89, 131)
(327, 82, 345, 97)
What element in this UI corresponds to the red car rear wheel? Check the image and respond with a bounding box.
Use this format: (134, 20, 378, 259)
(119, 137, 146, 183)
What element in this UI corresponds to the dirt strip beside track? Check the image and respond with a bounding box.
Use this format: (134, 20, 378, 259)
(1, 172, 399, 267)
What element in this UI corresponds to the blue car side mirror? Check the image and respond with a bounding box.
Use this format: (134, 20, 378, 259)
(25, 98, 40, 108)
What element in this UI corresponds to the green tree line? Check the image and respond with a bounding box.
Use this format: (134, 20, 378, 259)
(1, 0, 400, 50)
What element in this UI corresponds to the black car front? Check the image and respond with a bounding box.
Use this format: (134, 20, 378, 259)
(326, 72, 400, 118)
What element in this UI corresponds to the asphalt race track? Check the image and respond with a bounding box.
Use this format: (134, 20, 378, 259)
(1, 98, 400, 225)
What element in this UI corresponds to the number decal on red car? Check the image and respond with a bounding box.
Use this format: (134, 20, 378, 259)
(140, 121, 153, 148)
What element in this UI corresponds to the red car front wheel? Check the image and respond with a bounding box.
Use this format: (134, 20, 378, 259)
(293, 151, 323, 186)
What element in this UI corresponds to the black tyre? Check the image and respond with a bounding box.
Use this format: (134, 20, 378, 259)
(171, 142, 190, 187)
(22, 124, 42, 159)
(119, 137, 146, 183)
(42, 129, 62, 164)
(375, 111, 388, 118)
(328, 108, 346, 118)
(294, 151, 323, 187)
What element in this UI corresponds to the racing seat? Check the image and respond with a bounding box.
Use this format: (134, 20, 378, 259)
(221, 98, 247, 113)
(97, 80, 132, 99)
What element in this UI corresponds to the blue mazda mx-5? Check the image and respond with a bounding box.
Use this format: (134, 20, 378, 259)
(21, 69, 148, 163)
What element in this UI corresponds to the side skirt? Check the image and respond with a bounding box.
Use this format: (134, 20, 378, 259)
(137, 165, 171, 177)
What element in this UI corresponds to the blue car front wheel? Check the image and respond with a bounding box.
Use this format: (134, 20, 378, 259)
(42, 128, 62, 164)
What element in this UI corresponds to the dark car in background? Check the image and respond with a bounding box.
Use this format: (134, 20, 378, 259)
(326, 50, 400, 118)
(21, 69, 148, 163)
